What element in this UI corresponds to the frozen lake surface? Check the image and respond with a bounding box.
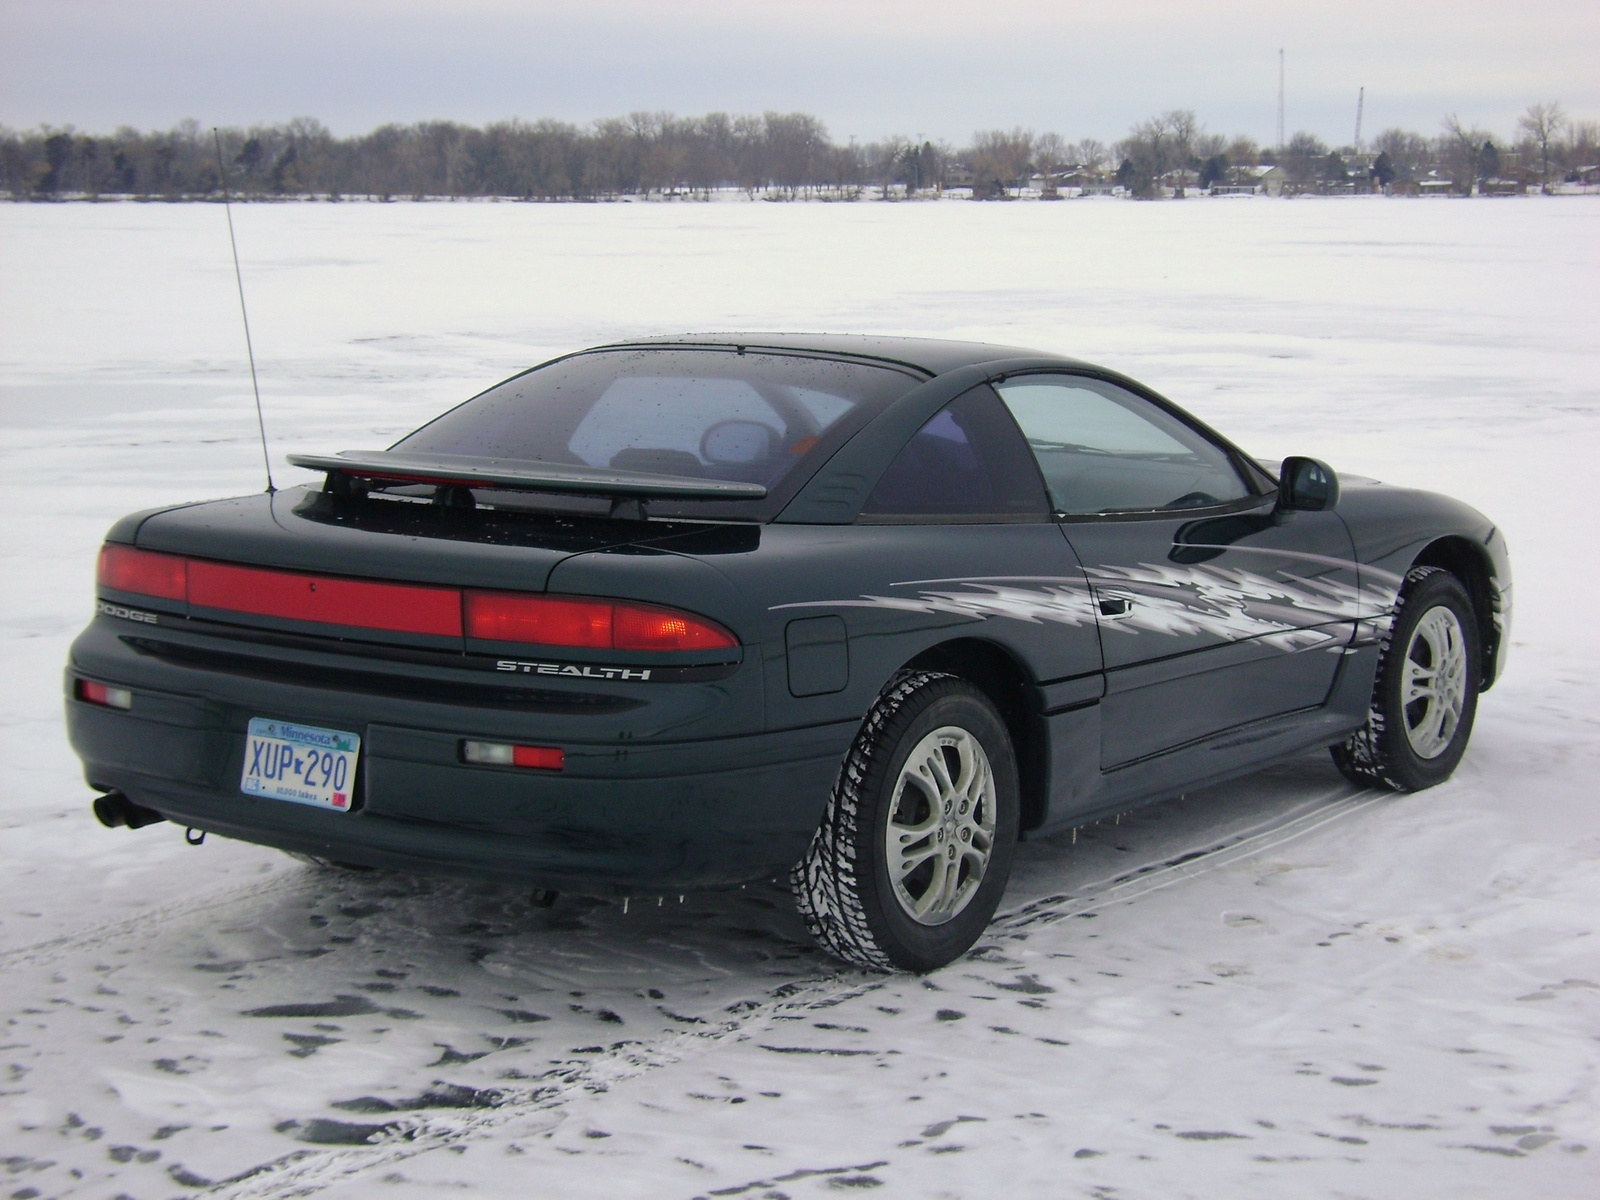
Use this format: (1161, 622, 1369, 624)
(1, 197, 1597, 1198)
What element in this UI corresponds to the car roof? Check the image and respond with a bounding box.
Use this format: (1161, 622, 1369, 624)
(588, 333, 1094, 378)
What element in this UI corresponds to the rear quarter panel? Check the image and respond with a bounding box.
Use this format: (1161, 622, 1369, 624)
(676, 522, 1105, 734)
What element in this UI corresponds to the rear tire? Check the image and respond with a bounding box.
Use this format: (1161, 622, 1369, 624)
(792, 672, 1020, 972)
(1332, 566, 1481, 792)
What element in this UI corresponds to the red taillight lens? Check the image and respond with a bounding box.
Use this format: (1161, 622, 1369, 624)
(512, 745, 565, 770)
(188, 560, 462, 637)
(613, 604, 733, 652)
(77, 679, 132, 709)
(464, 592, 736, 652)
(98, 545, 186, 601)
(465, 594, 614, 647)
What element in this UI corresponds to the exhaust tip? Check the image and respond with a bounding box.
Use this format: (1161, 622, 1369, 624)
(92, 791, 165, 830)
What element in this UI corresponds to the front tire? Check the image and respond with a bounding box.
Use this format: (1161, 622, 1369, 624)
(791, 672, 1020, 972)
(1332, 566, 1481, 792)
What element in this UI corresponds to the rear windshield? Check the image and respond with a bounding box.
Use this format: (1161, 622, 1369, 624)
(394, 348, 922, 521)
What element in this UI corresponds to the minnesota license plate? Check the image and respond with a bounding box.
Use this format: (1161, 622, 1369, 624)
(241, 718, 360, 811)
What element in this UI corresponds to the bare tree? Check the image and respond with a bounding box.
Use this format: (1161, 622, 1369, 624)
(1372, 128, 1429, 183)
(764, 111, 829, 197)
(1518, 101, 1566, 192)
(1070, 138, 1107, 175)
(1569, 119, 1600, 180)
(867, 135, 911, 198)
(1225, 135, 1260, 166)
(1163, 109, 1200, 196)
(1117, 116, 1171, 197)
(1278, 131, 1329, 188)
(1031, 131, 1067, 196)
(1033, 131, 1067, 175)
(1441, 114, 1490, 193)
(968, 128, 1034, 197)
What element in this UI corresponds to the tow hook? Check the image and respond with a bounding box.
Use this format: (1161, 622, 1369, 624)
(91, 790, 166, 830)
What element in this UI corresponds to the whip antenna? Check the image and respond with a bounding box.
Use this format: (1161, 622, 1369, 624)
(212, 127, 275, 494)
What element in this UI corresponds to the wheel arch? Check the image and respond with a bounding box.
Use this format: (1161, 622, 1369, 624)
(902, 637, 1048, 834)
(1410, 535, 1499, 689)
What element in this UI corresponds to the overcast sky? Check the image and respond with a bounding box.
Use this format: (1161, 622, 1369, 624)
(3, 0, 1595, 146)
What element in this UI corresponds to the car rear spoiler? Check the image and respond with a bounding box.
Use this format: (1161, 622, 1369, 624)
(288, 450, 766, 517)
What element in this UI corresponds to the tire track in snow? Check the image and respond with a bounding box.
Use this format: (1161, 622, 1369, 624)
(993, 780, 1384, 935)
(206, 977, 883, 1200)
(0, 865, 302, 970)
(202, 781, 1386, 1199)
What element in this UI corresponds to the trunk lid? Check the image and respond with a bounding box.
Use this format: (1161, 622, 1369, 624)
(131, 485, 648, 593)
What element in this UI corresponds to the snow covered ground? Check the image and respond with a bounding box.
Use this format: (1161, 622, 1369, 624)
(2, 196, 1597, 1199)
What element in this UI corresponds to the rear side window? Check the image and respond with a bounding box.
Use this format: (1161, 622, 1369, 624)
(860, 386, 1048, 521)
(994, 374, 1249, 514)
(394, 349, 920, 520)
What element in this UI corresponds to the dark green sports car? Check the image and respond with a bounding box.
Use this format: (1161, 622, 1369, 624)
(66, 336, 1512, 971)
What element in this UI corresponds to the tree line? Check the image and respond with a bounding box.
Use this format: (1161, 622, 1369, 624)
(2, 103, 1594, 202)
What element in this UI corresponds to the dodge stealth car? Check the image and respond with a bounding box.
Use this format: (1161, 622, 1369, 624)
(67, 336, 1510, 970)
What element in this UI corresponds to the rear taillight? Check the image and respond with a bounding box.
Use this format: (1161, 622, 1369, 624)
(77, 679, 132, 709)
(93, 543, 736, 654)
(463, 592, 737, 652)
(98, 545, 186, 601)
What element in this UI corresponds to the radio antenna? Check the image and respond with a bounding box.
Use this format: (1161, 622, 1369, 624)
(212, 127, 275, 494)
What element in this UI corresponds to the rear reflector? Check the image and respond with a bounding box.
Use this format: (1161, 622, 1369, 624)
(78, 679, 132, 709)
(462, 740, 565, 771)
(98, 545, 186, 601)
(188, 560, 462, 636)
(464, 592, 736, 652)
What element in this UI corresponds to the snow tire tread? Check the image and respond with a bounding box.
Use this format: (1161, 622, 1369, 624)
(791, 670, 953, 972)
(1332, 565, 1478, 793)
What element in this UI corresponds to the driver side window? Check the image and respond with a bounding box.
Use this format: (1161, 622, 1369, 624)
(993, 375, 1249, 514)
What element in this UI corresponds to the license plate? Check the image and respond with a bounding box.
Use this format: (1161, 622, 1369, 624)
(241, 718, 360, 811)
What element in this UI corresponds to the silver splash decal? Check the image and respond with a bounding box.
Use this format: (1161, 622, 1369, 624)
(774, 551, 1403, 653)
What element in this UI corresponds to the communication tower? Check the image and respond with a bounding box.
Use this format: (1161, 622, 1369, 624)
(1277, 50, 1285, 151)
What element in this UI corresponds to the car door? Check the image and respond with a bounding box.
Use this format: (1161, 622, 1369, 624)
(993, 373, 1361, 768)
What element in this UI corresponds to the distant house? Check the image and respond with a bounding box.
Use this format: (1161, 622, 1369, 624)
(945, 164, 976, 188)
(1159, 167, 1201, 193)
(1212, 164, 1283, 197)
(1340, 151, 1377, 176)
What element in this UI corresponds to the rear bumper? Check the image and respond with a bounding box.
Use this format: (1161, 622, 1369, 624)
(65, 619, 853, 892)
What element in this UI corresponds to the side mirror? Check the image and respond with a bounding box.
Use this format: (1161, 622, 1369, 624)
(1277, 456, 1340, 512)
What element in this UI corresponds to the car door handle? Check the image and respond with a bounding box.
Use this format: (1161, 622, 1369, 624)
(1098, 594, 1134, 617)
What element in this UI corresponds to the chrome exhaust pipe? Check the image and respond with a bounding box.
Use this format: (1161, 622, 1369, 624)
(92, 790, 165, 830)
